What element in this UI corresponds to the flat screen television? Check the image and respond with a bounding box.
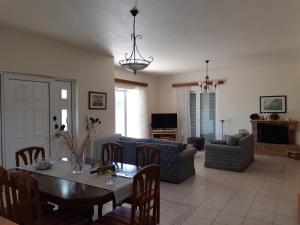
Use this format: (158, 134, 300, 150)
(151, 113, 177, 129)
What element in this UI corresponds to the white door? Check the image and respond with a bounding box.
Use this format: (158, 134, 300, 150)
(50, 80, 73, 159)
(3, 78, 50, 168)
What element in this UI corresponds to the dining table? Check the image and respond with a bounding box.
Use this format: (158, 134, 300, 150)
(11, 158, 137, 219)
(0, 216, 18, 225)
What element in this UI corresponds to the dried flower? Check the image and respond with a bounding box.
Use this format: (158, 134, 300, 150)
(54, 117, 101, 155)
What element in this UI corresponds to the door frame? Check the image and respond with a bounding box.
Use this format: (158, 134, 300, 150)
(0, 71, 76, 167)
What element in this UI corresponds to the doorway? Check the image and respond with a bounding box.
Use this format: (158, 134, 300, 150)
(1, 72, 74, 168)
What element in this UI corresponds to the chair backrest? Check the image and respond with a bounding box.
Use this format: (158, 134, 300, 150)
(131, 165, 160, 225)
(15, 147, 45, 167)
(0, 167, 13, 220)
(9, 172, 43, 225)
(136, 144, 160, 168)
(102, 143, 123, 164)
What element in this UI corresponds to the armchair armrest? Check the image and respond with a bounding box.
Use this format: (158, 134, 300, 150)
(176, 147, 196, 183)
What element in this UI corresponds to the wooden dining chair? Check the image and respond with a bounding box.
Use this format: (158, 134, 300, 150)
(102, 143, 123, 164)
(9, 171, 90, 225)
(135, 144, 160, 168)
(136, 144, 161, 223)
(0, 167, 14, 221)
(117, 144, 161, 223)
(15, 146, 56, 214)
(15, 146, 45, 167)
(93, 164, 160, 225)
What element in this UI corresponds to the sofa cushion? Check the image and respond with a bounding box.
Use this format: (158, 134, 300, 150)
(151, 138, 186, 152)
(233, 133, 244, 139)
(225, 135, 239, 146)
(239, 130, 249, 137)
(119, 136, 154, 143)
(210, 140, 226, 145)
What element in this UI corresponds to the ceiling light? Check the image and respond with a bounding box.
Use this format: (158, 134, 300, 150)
(119, 7, 153, 74)
(199, 60, 217, 93)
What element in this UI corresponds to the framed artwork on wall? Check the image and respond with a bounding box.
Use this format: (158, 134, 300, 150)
(89, 91, 107, 110)
(260, 95, 287, 113)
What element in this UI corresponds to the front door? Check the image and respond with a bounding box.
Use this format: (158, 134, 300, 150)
(3, 76, 50, 168)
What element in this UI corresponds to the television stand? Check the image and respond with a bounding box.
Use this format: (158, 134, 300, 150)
(152, 129, 177, 141)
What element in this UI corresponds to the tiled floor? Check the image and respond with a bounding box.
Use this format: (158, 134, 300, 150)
(103, 152, 300, 225)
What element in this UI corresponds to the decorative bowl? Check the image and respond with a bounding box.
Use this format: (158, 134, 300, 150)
(33, 159, 52, 170)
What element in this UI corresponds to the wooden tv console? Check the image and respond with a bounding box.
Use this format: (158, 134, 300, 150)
(151, 129, 177, 140)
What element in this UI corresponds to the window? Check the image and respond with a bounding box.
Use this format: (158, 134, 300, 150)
(61, 89, 68, 99)
(190, 91, 216, 140)
(115, 87, 148, 138)
(61, 109, 68, 131)
(115, 90, 126, 136)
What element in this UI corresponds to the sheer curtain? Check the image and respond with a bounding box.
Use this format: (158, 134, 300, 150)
(127, 86, 148, 138)
(176, 87, 191, 143)
(115, 84, 148, 138)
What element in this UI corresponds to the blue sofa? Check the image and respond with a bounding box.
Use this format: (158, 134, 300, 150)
(115, 137, 196, 183)
(204, 134, 254, 172)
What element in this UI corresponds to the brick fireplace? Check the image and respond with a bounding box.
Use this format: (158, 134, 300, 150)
(251, 120, 298, 156)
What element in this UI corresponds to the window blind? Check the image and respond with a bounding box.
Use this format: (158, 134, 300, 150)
(190, 92, 197, 137)
(200, 93, 216, 140)
(189, 92, 216, 140)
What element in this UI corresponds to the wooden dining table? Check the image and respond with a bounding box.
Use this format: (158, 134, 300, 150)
(10, 159, 137, 219)
(0, 216, 18, 225)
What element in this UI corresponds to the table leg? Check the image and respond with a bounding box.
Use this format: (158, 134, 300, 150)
(298, 195, 300, 211)
(98, 204, 102, 219)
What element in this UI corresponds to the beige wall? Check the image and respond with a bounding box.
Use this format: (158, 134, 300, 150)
(114, 67, 159, 135)
(0, 26, 115, 138)
(157, 63, 300, 144)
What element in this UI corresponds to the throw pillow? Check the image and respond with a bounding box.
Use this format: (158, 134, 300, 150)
(225, 135, 239, 146)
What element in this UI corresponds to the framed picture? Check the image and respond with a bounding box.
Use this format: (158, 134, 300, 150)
(89, 91, 107, 110)
(260, 95, 287, 113)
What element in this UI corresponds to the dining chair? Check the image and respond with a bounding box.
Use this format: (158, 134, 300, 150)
(102, 143, 123, 164)
(135, 144, 160, 168)
(15, 146, 55, 214)
(15, 146, 45, 167)
(118, 144, 161, 223)
(9, 171, 90, 225)
(136, 144, 160, 223)
(93, 164, 160, 225)
(0, 167, 14, 221)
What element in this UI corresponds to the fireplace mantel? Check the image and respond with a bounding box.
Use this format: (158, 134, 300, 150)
(251, 120, 298, 156)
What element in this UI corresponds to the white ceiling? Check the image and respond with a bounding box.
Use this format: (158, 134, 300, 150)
(0, 0, 299, 75)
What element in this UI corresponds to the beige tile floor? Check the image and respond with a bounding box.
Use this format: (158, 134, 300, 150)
(102, 152, 300, 225)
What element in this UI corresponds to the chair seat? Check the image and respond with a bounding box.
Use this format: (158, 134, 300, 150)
(44, 211, 90, 225)
(92, 206, 155, 225)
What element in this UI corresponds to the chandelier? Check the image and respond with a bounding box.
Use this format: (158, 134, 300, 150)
(199, 60, 217, 93)
(119, 7, 153, 74)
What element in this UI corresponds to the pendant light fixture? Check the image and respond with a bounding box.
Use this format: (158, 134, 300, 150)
(119, 7, 153, 74)
(199, 60, 217, 93)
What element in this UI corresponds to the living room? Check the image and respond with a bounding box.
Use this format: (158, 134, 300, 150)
(0, 1, 299, 225)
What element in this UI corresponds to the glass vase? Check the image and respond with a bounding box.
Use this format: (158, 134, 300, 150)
(71, 151, 85, 174)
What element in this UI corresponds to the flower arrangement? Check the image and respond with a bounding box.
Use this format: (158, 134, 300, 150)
(53, 116, 101, 173)
(53, 116, 101, 155)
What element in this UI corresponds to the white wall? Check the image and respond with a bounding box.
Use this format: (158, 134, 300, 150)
(114, 67, 159, 136)
(0, 26, 115, 139)
(157, 63, 300, 144)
